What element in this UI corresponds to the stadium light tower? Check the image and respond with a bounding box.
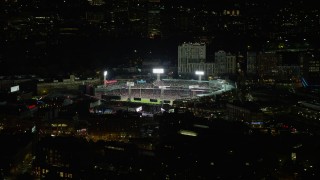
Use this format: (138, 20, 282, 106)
(195, 71, 204, 82)
(126, 81, 134, 100)
(103, 70, 108, 87)
(153, 68, 164, 81)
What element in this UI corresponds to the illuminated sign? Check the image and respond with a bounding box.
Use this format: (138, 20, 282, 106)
(10, 85, 19, 93)
(106, 80, 117, 84)
(137, 79, 146, 84)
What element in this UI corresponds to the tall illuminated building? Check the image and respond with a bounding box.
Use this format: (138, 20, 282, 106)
(178, 43, 214, 76)
(147, 0, 161, 39)
(128, 0, 148, 37)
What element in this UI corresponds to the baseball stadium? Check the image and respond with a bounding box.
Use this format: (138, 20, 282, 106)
(95, 70, 234, 105)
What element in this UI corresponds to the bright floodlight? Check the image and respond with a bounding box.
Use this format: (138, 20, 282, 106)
(195, 71, 204, 81)
(103, 70, 108, 87)
(153, 68, 164, 74)
(153, 68, 164, 81)
(195, 71, 204, 75)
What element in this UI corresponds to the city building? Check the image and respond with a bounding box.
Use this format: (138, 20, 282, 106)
(128, 0, 148, 37)
(33, 136, 90, 179)
(246, 52, 257, 75)
(299, 51, 320, 85)
(256, 52, 282, 79)
(88, 0, 105, 6)
(147, 0, 161, 39)
(226, 101, 265, 128)
(178, 43, 214, 76)
(214, 50, 237, 76)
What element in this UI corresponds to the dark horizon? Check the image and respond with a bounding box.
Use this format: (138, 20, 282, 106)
(1, 0, 320, 76)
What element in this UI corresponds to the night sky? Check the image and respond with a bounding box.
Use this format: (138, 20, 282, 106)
(0, 0, 319, 75)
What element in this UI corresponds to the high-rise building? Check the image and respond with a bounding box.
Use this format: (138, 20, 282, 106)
(105, 0, 130, 37)
(88, 0, 105, 6)
(299, 51, 320, 85)
(178, 43, 208, 75)
(256, 52, 282, 78)
(214, 51, 227, 75)
(246, 52, 257, 75)
(128, 0, 148, 37)
(214, 50, 236, 76)
(147, 0, 161, 39)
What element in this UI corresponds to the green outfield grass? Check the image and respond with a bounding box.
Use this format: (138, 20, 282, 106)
(135, 98, 162, 104)
(120, 97, 162, 104)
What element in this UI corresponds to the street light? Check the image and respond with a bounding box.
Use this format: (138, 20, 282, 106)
(153, 68, 164, 81)
(195, 71, 204, 82)
(103, 71, 107, 87)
